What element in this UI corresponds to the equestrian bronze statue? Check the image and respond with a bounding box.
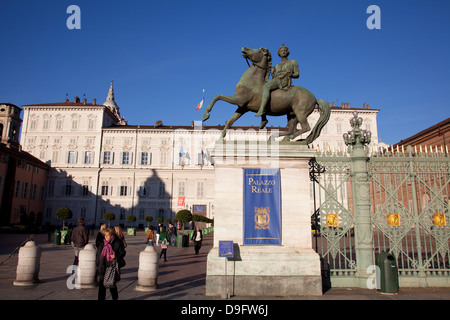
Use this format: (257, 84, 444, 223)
(202, 46, 330, 144)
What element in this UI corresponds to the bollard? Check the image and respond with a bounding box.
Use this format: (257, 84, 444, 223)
(135, 245, 159, 291)
(77, 244, 96, 288)
(13, 240, 41, 286)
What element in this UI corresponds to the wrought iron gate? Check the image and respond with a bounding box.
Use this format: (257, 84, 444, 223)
(312, 146, 450, 288)
(369, 146, 450, 286)
(311, 152, 356, 285)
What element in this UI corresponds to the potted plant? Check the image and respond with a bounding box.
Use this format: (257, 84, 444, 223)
(144, 215, 153, 233)
(126, 215, 137, 236)
(55, 207, 72, 244)
(103, 212, 115, 227)
(175, 209, 192, 231)
(55, 207, 72, 229)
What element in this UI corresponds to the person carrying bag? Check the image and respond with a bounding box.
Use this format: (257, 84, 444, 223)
(96, 228, 126, 300)
(158, 226, 170, 262)
(144, 226, 155, 246)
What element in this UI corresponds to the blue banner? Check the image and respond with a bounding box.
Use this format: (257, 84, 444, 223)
(243, 168, 281, 245)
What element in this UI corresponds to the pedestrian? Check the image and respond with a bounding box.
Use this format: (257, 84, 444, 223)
(145, 225, 155, 246)
(158, 226, 170, 262)
(168, 223, 177, 246)
(71, 217, 89, 265)
(114, 225, 127, 248)
(190, 226, 203, 255)
(156, 222, 162, 246)
(96, 228, 126, 300)
(95, 223, 106, 248)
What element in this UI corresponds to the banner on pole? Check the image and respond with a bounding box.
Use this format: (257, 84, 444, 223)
(243, 168, 281, 245)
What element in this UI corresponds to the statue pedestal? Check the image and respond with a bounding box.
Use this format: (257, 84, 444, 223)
(205, 141, 322, 296)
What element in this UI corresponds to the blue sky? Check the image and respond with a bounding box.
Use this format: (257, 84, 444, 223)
(1, 0, 449, 145)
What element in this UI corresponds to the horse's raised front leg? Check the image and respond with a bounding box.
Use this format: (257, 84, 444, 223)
(202, 94, 242, 122)
(220, 107, 248, 139)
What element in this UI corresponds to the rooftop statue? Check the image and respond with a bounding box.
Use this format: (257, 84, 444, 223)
(202, 45, 330, 143)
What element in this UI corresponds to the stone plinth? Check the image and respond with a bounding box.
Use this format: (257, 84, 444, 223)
(205, 140, 322, 296)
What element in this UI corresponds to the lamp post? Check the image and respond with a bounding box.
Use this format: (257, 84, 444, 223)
(343, 111, 374, 288)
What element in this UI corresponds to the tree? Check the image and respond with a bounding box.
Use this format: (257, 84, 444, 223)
(103, 212, 115, 227)
(126, 215, 137, 227)
(176, 209, 192, 230)
(144, 215, 153, 227)
(55, 207, 72, 229)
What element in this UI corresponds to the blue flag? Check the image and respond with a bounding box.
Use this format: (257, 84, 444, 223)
(243, 168, 281, 245)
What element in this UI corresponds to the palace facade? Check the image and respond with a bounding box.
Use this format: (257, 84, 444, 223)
(19, 82, 381, 228)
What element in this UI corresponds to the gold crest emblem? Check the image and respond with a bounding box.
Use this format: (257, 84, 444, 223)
(326, 214, 339, 227)
(254, 207, 270, 230)
(387, 213, 401, 227)
(432, 213, 447, 227)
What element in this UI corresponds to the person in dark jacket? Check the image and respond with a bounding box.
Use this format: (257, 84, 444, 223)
(96, 228, 126, 300)
(71, 217, 89, 265)
(190, 226, 203, 255)
(95, 223, 106, 248)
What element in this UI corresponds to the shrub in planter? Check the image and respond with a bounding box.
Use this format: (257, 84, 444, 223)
(55, 207, 72, 229)
(126, 215, 137, 236)
(175, 209, 192, 230)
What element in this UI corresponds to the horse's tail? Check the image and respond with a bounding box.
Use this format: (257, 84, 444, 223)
(305, 99, 331, 144)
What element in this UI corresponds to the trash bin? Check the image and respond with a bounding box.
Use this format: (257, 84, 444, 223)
(376, 252, 399, 294)
(53, 230, 61, 245)
(183, 232, 190, 247)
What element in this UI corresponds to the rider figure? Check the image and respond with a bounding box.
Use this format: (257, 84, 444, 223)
(255, 44, 299, 127)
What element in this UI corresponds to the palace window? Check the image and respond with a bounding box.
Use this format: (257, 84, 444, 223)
(120, 182, 128, 196)
(84, 151, 94, 164)
(178, 181, 185, 197)
(68, 151, 77, 164)
(101, 181, 109, 196)
(141, 152, 152, 165)
(197, 181, 204, 197)
(65, 180, 72, 196)
(121, 152, 131, 165)
(103, 151, 113, 164)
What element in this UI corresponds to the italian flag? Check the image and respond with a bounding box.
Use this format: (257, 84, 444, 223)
(196, 98, 204, 110)
(196, 89, 205, 110)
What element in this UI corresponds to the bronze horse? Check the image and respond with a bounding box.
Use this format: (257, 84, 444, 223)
(202, 47, 330, 143)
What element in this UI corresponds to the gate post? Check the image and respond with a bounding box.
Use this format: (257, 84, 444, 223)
(343, 111, 374, 288)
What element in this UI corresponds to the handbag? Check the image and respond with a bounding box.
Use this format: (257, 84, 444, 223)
(160, 237, 168, 249)
(103, 259, 120, 288)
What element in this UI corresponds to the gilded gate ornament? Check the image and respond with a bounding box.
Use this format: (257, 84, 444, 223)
(387, 213, 401, 227)
(432, 213, 447, 227)
(326, 214, 339, 227)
